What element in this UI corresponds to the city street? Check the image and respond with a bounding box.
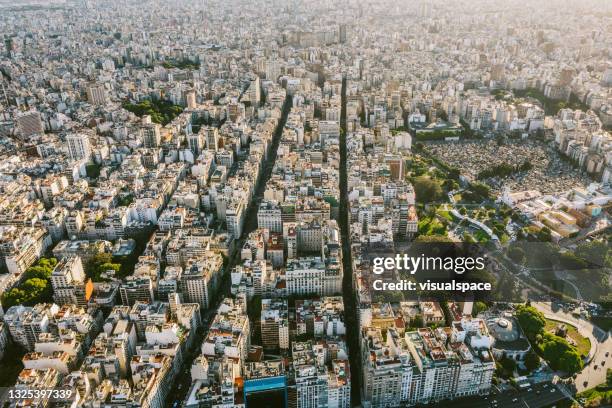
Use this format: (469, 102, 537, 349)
(434, 382, 567, 408)
(532, 302, 611, 393)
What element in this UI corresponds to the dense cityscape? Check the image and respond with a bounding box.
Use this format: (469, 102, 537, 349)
(0, 0, 610, 407)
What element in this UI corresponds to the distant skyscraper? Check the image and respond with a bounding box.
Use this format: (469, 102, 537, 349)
(16, 110, 44, 139)
(339, 24, 347, 44)
(249, 76, 261, 106)
(185, 89, 197, 109)
(490, 63, 505, 82)
(266, 59, 281, 82)
(140, 122, 161, 147)
(188, 132, 204, 155)
(559, 67, 576, 86)
(204, 126, 219, 151)
(4, 36, 13, 58)
(602, 68, 612, 87)
(66, 133, 91, 161)
(86, 83, 107, 105)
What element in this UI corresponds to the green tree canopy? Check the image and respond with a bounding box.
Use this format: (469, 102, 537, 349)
(413, 175, 444, 203)
(508, 245, 526, 265)
(515, 305, 546, 339)
(472, 301, 488, 317)
(539, 332, 583, 374)
(524, 350, 540, 372)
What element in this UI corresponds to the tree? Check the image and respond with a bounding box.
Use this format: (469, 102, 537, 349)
(508, 245, 526, 265)
(23, 265, 52, 280)
(37, 258, 57, 269)
(410, 315, 424, 329)
(536, 227, 552, 242)
(100, 262, 120, 273)
(559, 251, 589, 270)
(558, 350, 583, 374)
(500, 356, 517, 373)
(575, 240, 611, 269)
(86, 163, 101, 179)
(413, 175, 444, 203)
(524, 351, 540, 372)
(515, 305, 546, 339)
(2, 288, 26, 309)
(539, 332, 583, 374)
(414, 235, 453, 243)
(1, 257, 56, 308)
(472, 301, 488, 317)
(87, 252, 121, 281)
(470, 182, 491, 200)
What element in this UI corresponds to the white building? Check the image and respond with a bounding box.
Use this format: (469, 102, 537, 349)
(66, 133, 92, 161)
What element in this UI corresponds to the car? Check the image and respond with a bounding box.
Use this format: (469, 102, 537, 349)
(527, 388, 532, 392)
(551, 389, 556, 393)
(543, 384, 548, 388)
(512, 398, 518, 403)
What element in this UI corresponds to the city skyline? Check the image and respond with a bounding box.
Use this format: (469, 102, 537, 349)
(0, 0, 610, 407)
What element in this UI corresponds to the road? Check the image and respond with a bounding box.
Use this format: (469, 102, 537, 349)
(165, 95, 293, 407)
(339, 74, 363, 406)
(434, 382, 567, 408)
(532, 301, 611, 393)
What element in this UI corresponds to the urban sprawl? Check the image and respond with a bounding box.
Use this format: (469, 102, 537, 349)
(0, 0, 610, 408)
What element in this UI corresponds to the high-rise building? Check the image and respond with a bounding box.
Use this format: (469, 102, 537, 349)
(226, 199, 246, 239)
(185, 89, 197, 109)
(204, 126, 219, 151)
(361, 319, 495, 407)
(285, 257, 341, 296)
(559, 67, 576, 87)
(3, 303, 60, 350)
(86, 83, 107, 105)
(66, 133, 91, 161)
(201, 297, 250, 363)
(490, 63, 505, 82)
(258, 200, 283, 233)
(51, 256, 93, 307)
(16, 110, 44, 139)
(261, 298, 289, 351)
(291, 340, 350, 408)
(602, 68, 612, 87)
(179, 254, 223, 309)
(119, 275, 154, 306)
(265, 59, 281, 82)
(188, 132, 204, 156)
(141, 122, 161, 147)
(249, 76, 261, 106)
(244, 361, 288, 408)
(339, 24, 347, 44)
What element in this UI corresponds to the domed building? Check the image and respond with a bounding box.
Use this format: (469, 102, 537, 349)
(486, 314, 531, 361)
